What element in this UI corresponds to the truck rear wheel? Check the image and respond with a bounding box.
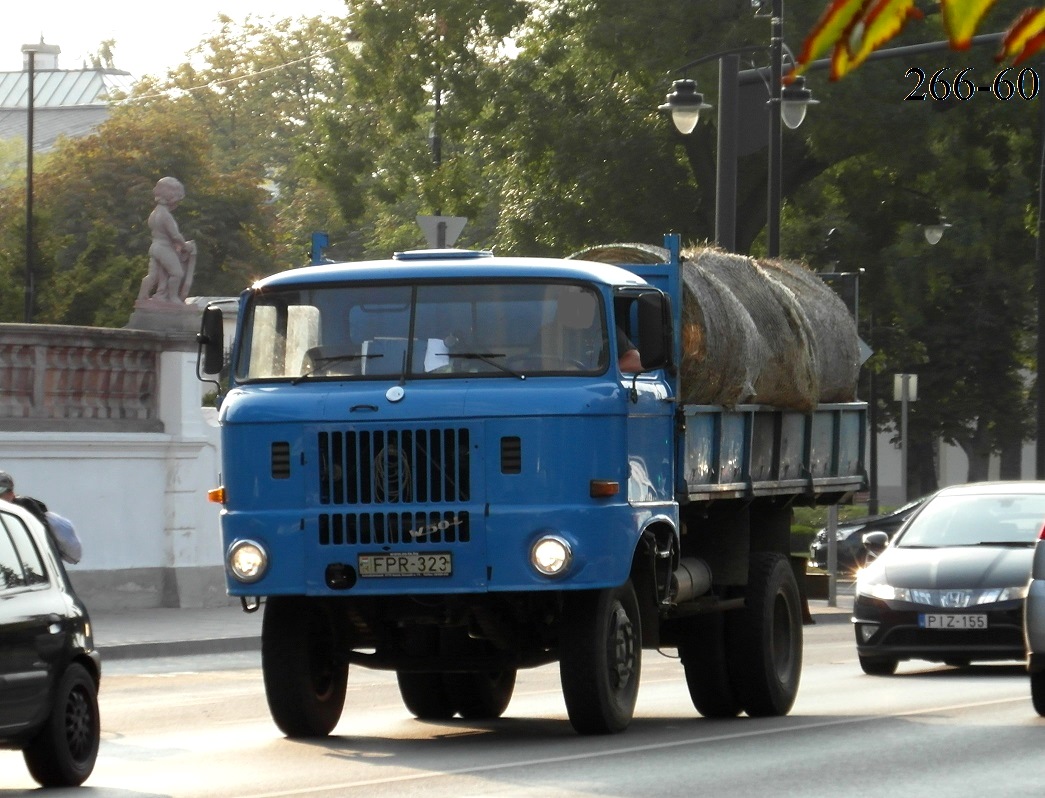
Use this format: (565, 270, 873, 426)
(559, 581, 641, 734)
(397, 672, 456, 720)
(444, 670, 517, 719)
(728, 552, 802, 717)
(679, 613, 743, 718)
(262, 597, 348, 737)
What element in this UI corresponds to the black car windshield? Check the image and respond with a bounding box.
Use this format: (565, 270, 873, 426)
(234, 281, 609, 381)
(896, 493, 1045, 548)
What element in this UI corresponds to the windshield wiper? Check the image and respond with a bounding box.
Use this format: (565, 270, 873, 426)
(446, 352, 525, 379)
(971, 540, 1035, 547)
(291, 353, 377, 384)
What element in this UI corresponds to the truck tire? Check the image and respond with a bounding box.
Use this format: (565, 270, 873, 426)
(679, 613, 743, 718)
(728, 552, 802, 717)
(262, 596, 348, 737)
(22, 662, 99, 787)
(397, 672, 456, 720)
(559, 581, 641, 734)
(445, 670, 517, 719)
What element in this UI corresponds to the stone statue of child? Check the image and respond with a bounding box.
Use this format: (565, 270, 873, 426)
(137, 177, 197, 304)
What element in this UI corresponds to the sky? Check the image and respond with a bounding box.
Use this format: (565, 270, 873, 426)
(1, 0, 350, 79)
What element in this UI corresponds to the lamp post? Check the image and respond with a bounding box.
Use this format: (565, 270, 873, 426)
(766, 0, 783, 258)
(23, 43, 37, 324)
(659, 0, 815, 256)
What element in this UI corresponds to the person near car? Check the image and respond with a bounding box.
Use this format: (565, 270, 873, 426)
(0, 470, 82, 565)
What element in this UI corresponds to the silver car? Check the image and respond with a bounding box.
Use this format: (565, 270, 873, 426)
(1026, 520, 1045, 714)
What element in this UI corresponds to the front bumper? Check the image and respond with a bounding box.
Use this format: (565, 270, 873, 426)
(853, 594, 1026, 663)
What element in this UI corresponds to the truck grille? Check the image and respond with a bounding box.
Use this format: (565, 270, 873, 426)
(318, 510, 471, 546)
(317, 427, 471, 505)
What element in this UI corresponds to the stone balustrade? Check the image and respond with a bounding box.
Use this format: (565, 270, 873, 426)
(0, 324, 171, 432)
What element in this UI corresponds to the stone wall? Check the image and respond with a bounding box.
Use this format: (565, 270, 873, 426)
(0, 323, 229, 610)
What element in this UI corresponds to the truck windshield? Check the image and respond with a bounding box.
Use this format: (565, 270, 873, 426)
(233, 281, 609, 381)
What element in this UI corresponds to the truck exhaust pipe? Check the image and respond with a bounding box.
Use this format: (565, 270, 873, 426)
(671, 557, 712, 604)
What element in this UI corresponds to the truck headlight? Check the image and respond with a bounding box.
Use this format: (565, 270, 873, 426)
(530, 535, 572, 577)
(228, 539, 268, 583)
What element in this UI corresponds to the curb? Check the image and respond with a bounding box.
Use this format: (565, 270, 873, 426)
(99, 635, 261, 661)
(97, 609, 851, 661)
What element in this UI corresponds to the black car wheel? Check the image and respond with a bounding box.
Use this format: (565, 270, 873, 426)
(22, 662, 100, 787)
(1031, 670, 1045, 716)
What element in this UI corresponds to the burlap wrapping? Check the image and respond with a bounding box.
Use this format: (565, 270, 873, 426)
(755, 256, 860, 404)
(569, 243, 859, 411)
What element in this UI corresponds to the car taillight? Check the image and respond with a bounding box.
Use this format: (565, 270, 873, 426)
(1039, 521, 1045, 540)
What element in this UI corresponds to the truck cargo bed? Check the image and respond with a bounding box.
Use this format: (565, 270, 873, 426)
(679, 402, 866, 502)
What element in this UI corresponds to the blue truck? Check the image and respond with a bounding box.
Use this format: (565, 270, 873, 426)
(197, 234, 865, 736)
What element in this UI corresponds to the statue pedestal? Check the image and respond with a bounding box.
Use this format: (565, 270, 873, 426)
(126, 299, 200, 333)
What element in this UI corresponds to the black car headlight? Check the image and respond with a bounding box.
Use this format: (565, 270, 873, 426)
(857, 570, 1029, 605)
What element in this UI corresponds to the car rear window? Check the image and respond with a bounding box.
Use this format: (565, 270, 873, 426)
(0, 511, 49, 589)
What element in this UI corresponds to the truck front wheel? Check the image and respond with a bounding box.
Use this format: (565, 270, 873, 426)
(262, 597, 348, 737)
(559, 581, 641, 734)
(728, 552, 803, 717)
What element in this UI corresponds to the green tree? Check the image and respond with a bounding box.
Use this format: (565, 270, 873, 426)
(129, 13, 356, 265)
(316, 0, 528, 255)
(0, 101, 276, 326)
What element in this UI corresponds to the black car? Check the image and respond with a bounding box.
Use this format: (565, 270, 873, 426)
(808, 498, 924, 573)
(853, 481, 1045, 676)
(0, 501, 101, 786)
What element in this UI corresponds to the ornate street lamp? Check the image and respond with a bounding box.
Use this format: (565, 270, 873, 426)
(658, 0, 815, 257)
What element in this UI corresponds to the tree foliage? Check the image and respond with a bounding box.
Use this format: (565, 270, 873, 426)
(1, 1, 1039, 484)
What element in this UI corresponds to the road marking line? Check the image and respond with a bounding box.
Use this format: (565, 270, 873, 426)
(233, 695, 1027, 797)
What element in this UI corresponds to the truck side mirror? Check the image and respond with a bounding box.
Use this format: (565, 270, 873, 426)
(198, 306, 225, 376)
(636, 291, 674, 373)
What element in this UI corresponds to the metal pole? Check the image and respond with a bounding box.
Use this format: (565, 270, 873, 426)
(24, 48, 36, 324)
(868, 365, 879, 514)
(827, 504, 838, 607)
(767, 0, 783, 258)
(901, 374, 910, 502)
(1037, 79, 1045, 478)
(716, 54, 740, 252)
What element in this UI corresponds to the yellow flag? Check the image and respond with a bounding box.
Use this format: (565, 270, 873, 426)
(836, 0, 924, 79)
(941, 0, 1000, 49)
(786, 0, 870, 83)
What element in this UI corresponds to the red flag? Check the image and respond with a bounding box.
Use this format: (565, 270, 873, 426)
(996, 7, 1045, 64)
